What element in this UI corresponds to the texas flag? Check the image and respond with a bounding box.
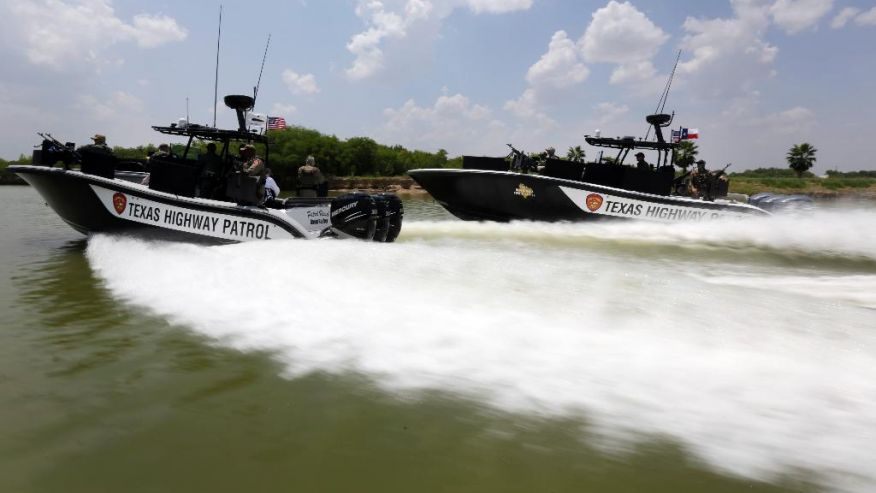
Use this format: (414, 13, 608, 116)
(681, 128, 699, 140)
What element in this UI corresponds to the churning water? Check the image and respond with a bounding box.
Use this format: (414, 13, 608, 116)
(85, 207, 876, 492)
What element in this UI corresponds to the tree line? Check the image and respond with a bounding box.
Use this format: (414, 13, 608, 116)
(673, 140, 825, 178)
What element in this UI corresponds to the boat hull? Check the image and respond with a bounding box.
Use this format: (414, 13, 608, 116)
(10, 165, 319, 241)
(409, 168, 768, 222)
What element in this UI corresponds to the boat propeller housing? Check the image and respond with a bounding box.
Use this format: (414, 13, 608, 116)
(330, 192, 404, 242)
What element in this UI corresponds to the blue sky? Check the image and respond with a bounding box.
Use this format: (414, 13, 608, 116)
(1, 0, 874, 172)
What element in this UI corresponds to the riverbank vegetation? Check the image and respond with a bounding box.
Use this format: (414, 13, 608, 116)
(728, 168, 876, 197)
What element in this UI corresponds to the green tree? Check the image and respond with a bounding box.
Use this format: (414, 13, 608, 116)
(786, 142, 817, 178)
(673, 141, 698, 169)
(566, 145, 585, 163)
(342, 136, 378, 176)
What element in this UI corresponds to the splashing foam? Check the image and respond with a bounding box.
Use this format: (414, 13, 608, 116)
(86, 208, 876, 492)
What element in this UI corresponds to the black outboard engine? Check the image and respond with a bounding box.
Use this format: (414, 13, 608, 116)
(330, 192, 377, 240)
(381, 193, 403, 243)
(749, 192, 814, 212)
(370, 193, 404, 242)
(372, 194, 391, 242)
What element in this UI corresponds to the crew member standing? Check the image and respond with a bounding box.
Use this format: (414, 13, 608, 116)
(297, 155, 326, 198)
(240, 144, 267, 203)
(79, 134, 113, 155)
(198, 142, 223, 198)
(688, 159, 712, 200)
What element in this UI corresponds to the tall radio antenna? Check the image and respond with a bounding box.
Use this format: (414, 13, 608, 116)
(212, 5, 223, 128)
(253, 33, 271, 106)
(645, 49, 682, 140)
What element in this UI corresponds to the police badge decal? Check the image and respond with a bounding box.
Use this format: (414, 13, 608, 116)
(514, 183, 535, 199)
(112, 192, 127, 215)
(585, 193, 603, 212)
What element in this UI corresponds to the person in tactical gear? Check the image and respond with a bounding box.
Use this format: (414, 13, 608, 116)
(239, 144, 266, 203)
(634, 152, 650, 171)
(689, 159, 712, 200)
(297, 155, 326, 198)
(198, 142, 224, 198)
(78, 134, 112, 155)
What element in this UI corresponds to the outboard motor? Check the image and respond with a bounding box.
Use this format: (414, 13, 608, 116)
(749, 192, 815, 212)
(372, 194, 392, 242)
(369, 193, 404, 242)
(330, 192, 377, 240)
(749, 192, 776, 209)
(380, 193, 403, 243)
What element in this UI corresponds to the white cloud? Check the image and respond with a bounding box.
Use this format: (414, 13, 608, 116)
(830, 6, 860, 28)
(504, 88, 540, 119)
(579, 1, 669, 64)
(380, 93, 510, 153)
(503, 88, 556, 130)
(755, 106, 816, 135)
(77, 90, 144, 120)
(769, 0, 834, 34)
(609, 60, 657, 86)
(678, 0, 778, 98)
(680, 1, 775, 74)
(465, 0, 533, 13)
(385, 93, 491, 125)
(593, 102, 629, 124)
(506, 1, 668, 128)
(281, 69, 320, 95)
(127, 13, 188, 48)
(345, 0, 532, 80)
(6, 0, 187, 69)
(526, 31, 590, 89)
(855, 6, 876, 25)
(271, 103, 298, 117)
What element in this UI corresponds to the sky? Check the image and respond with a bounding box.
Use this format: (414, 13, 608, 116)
(0, 0, 874, 172)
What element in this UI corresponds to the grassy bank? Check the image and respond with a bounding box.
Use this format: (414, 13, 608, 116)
(729, 177, 876, 200)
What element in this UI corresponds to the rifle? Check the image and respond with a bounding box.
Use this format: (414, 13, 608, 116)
(36, 132, 80, 166)
(506, 144, 535, 173)
(713, 163, 731, 178)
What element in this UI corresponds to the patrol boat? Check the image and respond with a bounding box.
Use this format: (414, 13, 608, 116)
(10, 95, 403, 242)
(409, 113, 769, 223)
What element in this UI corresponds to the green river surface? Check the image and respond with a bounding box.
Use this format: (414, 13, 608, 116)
(2, 185, 875, 493)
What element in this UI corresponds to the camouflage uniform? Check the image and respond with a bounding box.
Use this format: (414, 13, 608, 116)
(297, 156, 326, 198)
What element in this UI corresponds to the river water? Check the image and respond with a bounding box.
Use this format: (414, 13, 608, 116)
(1, 185, 874, 493)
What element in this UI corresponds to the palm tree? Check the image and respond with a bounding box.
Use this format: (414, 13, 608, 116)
(566, 145, 585, 163)
(786, 143, 817, 177)
(673, 140, 698, 169)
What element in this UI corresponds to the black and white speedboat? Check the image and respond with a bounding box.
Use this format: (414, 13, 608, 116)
(410, 113, 769, 223)
(10, 95, 402, 243)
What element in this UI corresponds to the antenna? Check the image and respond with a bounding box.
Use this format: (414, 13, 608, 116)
(253, 33, 271, 106)
(212, 5, 222, 128)
(645, 50, 682, 140)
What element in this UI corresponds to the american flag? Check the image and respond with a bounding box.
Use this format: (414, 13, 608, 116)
(267, 116, 287, 130)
